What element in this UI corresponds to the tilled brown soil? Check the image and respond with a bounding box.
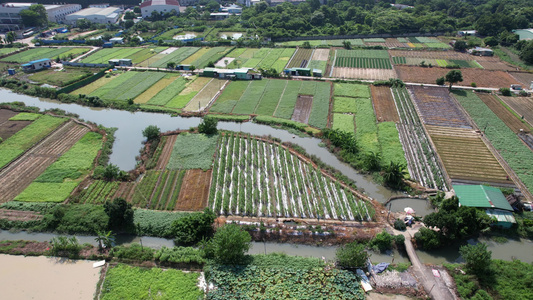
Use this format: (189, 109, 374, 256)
(371, 85, 399, 122)
(291, 95, 313, 123)
(0, 120, 31, 140)
(477, 93, 529, 133)
(0, 121, 89, 203)
(176, 169, 211, 211)
(155, 135, 176, 170)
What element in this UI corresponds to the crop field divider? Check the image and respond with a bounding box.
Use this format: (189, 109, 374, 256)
(185, 78, 214, 111)
(285, 47, 299, 69)
(204, 80, 230, 112)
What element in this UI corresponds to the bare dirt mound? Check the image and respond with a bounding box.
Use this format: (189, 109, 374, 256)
(291, 95, 313, 124)
(176, 169, 211, 211)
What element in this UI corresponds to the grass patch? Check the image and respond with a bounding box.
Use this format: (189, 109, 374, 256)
(334, 83, 370, 98)
(8, 112, 41, 121)
(167, 133, 218, 170)
(332, 113, 355, 133)
(378, 122, 407, 166)
(355, 97, 379, 154)
(333, 97, 357, 113)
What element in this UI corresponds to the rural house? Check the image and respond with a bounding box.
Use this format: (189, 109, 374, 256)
(21, 58, 52, 72)
(201, 68, 262, 80)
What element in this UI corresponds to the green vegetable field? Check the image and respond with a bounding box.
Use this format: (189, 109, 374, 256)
(101, 264, 203, 300)
(167, 133, 219, 170)
(335, 57, 392, 69)
(1, 47, 90, 63)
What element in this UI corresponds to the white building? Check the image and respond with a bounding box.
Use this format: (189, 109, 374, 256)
(140, 0, 180, 19)
(89, 3, 110, 8)
(0, 2, 35, 32)
(65, 7, 122, 25)
(44, 4, 81, 24)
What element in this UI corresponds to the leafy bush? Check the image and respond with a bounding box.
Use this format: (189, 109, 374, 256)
(154, 246, 206, 264)
(104, 198, 133, 230)
(393, 234, 405, 245)
(459, 243, 492, 275)
(205, 224, 251, 265)
(370, 229, 393, 252)
(414, 227, 441, 249)
(171, 208, 216, 245)
(198, 115, 218, 135)
(335, 241, 369, 268)
(133, 209, 190, 237)
(110, 243, 155, 261)
(499, 87, 512, 96)
(50, 236, 82, 257)
(394, 219, 406, 231)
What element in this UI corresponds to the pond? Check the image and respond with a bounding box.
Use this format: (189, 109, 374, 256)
(388, 197, 434, 217)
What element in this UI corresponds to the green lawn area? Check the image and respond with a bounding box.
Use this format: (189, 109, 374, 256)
(167, 133, 218, 170)
(334, 83, 370, 98)
(26, 67, 101, 87)
(1, 47, 90, 63)
(0, 115, 67, 168)
(15, 131, 102, 203)
(332, 113, 355, 133)
(101, 264, 203, 300)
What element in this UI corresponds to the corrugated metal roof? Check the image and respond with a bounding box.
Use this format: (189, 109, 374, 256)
(453, 185, 513, 211)
(485, 209, 516, 224)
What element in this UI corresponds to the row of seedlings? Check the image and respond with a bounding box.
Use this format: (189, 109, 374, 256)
(74, 180, 120, 204)
(391, 87, 447, 190)
(209, 132, 374, 220)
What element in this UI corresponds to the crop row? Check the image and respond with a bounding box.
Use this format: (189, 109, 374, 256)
(2, 47, 90, 63)
(335, 57, 392, 69)
(208, 133, 374, 221)
(453, 90, 533, 193)
(130, 170, 186, 210)
(75, 180, 119, 204)
(287, 48, 313, 68)
(392, 87, 447, 190)
(149, 47, 199, 68)
(336, 49, 390, 59)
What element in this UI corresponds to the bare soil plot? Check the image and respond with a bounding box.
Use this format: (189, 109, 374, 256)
(156, 135, 177, 170)
(183, 79, 227, 112)
(292, 95, 313, 123)
(427, 125, 510, 185)
(396, 66, 520, 87)
(389, 50, 472, 60)
(0, 121, 89, 203)
(509, 72, 533, 86)
(311, 49, 329, 61)
(331, 67, 397, 80)
(499, 96, 533, 127)
(371, 85, 399, 122)
(475, 58, 515, 71)
(0, 120, 31, 140)
(477, 94, 530, 133)
(176, 169, 211, 211)
(0, 209, 42, 221)
(409, 86, 472, 128)
(0, 109, 18, 123)
(384, 38, 408, 48)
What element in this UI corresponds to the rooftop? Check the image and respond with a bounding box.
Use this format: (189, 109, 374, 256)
(0, 3, 35, 8)
(68, 7, 120, 17)
(453, 185, 513, 211)
(140, 0, 180, 8)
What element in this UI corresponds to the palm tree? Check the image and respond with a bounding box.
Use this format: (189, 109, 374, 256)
(364, 151, 382, 172)
(95, 230, 115, 251)
(382, 161, 407, 189)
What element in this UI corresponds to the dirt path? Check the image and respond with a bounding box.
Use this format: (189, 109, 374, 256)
(0, 121, 89, 202)
(392, 225, 457, 300)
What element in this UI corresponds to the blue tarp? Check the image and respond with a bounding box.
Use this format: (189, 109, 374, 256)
(373, 262, 390, 274)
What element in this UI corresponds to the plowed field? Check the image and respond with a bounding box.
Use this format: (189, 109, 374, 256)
(156, 135, 177, 170)
(371, 85, 399, 122)
(476, 59, 515, 71)
(427, 125, 510, 185)
(176, 169, 211, 211)
(0, 120, 31, 140)
(0, 121, 89, 203)
(499, 96, 533, 128)
(331, 67, 397, 80)
(291, 95, 313, 123)
(509, 72, 533, 86)
(0, 109, 17, 123)
(396, 66, 520, 87)
(388, 50, 471, 60)
(477, 94, 529, 133)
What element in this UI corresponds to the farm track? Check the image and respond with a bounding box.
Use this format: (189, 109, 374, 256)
(371, 85, 399, 122)
(0, 121, 89, 203)
(176, 169, 211, 211)
(156, 135, 177, 170)
(477, 93, 529, 133)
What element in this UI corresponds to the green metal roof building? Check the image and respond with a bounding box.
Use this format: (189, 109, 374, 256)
(454, 185, 515, 228)
(453, 185, 513, 211)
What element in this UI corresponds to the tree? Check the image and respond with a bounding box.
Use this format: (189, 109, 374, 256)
(370, 229, 393, 252)
(499, 87, 512, 96)
(198, 116, 218, 135)
(436, 77, 445, 85)
(95, 230, 115, 251)
(459, 243, 492, 275)
(104, 198, 134, 230)
(142, 125, 160, 141)
(133, 6, 141, 14)
(343, 40, 352, 49)
(206, 0, 220, 12)
(20, 4, 47, 27)
(124, 11, 136, 20)
(363, 151, 381, 172)
(5, 31, 15, 44)
(445, 70, 463, 91)
(414, 227, 441, 249)
(103, 164, 120, 181)
(125, 20, 135, 29)
(454, 40, 467, 52)
(484, 36, 499, 47)
(335, 242, 369, 268)
(166, 61, 176, 69)
(519, 40, 533, 64)
(302, 41, 311, 49)
(206, 224, 251, 264)
(382, 161, 407, 189)
(171, 208, 216, 245)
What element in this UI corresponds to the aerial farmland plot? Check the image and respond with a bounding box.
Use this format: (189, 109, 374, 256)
(183, 78, 227, 112)
(371, 85, 399, 122)
(307, 48, 329, 74)
(165, 76, 212, 109)
(408, 86, 472, 128)
(90, 71, 167, 101)
(231, 48, 295, 72)
(1, 47, 91, 63)
(499, 95, 533, 128)
(180, 46, 230, 68)
(137, 47, 199, 67)
(212, 79, 330, 128)
(396, 66, 520, 87)
(287, 48, 313, 68)
(331, 49, 395, 79)
(80, 47, 158, 64)
(210, 133, 375, 220)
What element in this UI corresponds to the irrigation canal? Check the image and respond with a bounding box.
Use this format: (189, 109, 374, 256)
(2, 88, 533, 264)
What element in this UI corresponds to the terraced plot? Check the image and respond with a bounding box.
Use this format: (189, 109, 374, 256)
(287, 48, 313, 68)
(477, 93, 530, 133)
(183, 78, 227, 112)
(1, 47, 90, 63)
(427, 126, 510, 185)
(408, 86, 472, 128)
(209, 133, 374, 220)
(0, 121, 89, 203)
(499, 96, 533, 128)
